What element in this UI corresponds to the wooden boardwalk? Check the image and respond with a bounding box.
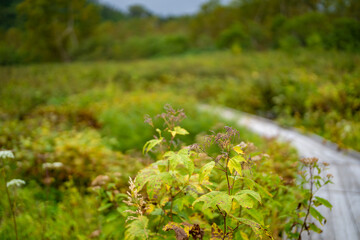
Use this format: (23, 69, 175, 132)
(202, 105, 360, 240)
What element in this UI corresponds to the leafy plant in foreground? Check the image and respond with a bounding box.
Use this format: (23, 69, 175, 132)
(123, 106, 275, 239)
(285, 158, 333, 239)
(109, 105, 333, 239)
(1, 150, 25, 240)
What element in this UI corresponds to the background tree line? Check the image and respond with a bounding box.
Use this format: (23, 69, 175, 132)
(0, 0, 359, 65)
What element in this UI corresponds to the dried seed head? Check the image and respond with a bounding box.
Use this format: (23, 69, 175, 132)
(144, 114, 154, 127)
(322, 162, 330, 167)
(156, 104, 187, 129)
(205, 126, 240, 150)
(300, 157, 319, 166)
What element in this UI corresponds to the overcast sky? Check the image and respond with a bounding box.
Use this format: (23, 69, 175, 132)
(99, 0, 231, 16)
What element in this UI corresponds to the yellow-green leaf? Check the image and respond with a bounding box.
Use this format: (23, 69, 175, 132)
(233, 194, 254, 209)
(233, 146, 244, 155)
(210, 223, 233, 239)
(168, 126, 189, 138)
(193, 191, 233, 214)
(238, 190, 261, 203)
(314, 196, 332, 209)
(230, 215, 274, 240)
(228, 155, 245, 175)
(143, 137, 163, 154)
(240, 231, 249, 240)
(199, 161, 215, 183)
(125, 216, 149, 240)
(163, 222, 189, 240)
(164, 149, 194, 176)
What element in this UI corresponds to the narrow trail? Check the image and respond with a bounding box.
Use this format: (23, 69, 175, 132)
(200, 105, 360, 240)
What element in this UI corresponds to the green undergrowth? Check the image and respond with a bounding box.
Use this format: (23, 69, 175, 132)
(0, 49, 341, 238)
(1, 50, 359, 150)
(0, 85, 279, 239)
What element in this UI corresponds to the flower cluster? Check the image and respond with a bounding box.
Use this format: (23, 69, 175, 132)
(0, 150, 14, 159)
(6, 179, 26, 188)
(300, 157, 319, 166)
(156, 104, 186, 130)
(42, 162, 63, 169)
(205, 126, 240, 150)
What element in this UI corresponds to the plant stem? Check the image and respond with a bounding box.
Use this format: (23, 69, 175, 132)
(2, 167, 18, 240)
(225, 156, 231, 195)
(230, 172, 238, 195)
(298, 165, 314, 240)
(223, 154, 231, 239)
(223, 212, 227, 240)
(170, 193, 174, 221)
(43, 165, 50, 240)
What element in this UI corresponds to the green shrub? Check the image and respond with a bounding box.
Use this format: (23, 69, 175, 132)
(327, 18, 360, 51)
(216, 23, 250, 49)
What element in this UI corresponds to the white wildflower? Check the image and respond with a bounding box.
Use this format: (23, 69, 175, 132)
(6, 179, 25, 188)
(0, 150, 14, 159)
(42, 162, 63, 169)
(123, 177, 148, 222)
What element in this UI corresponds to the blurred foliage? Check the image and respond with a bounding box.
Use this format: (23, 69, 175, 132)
(0, 52, 313, 238)
(2, 50, 358, 150)
(0, 0, 357, 238)
(1, 0, 360, 64)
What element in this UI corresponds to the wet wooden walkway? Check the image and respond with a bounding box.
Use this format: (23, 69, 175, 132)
(201, 105, 360, 240)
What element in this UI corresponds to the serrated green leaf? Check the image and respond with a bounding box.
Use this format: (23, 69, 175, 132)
(152, 159, 168, 171)
(233, 194, 254, 209)
(199, 161, 215, 183)
(106, 191, 113, 202)
(230, 215, 273, 239)
(193, 191, 233, 214)
(135, 165, 160, 190)
(98, 202, 113, 211)
(315, 196, 332, 209)
(125, 216, 149, 240)
(245, 209, 264, 226)
(238, 177, 272, 197)
(147, 172, 173, 199)
(149, 208, 163, 216)
(310, 206, 325, 225)
(106, 213, 119, 223)
(238, 190, 261, 203)
(228, 155, 245, 175)
(143, 137, 163, 154)
(210, 223, 232, 239)
(164, 151, 181, 170)
(231, 216, 263, 238)
(309, 223, 323, 233)
(164, 149, 194, 176)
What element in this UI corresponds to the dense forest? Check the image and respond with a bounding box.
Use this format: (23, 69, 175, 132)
(1, 0, 360, 64)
